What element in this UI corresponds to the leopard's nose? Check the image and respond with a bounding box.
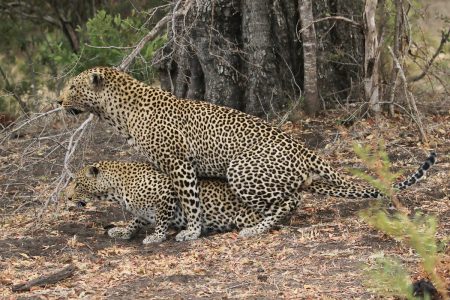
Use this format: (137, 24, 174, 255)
(57, 100, 63, 105)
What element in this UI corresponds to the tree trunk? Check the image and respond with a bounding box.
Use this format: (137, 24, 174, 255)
(242, 0, 284, 117)
(0, 66, 30, 114)
(51, 2, 81, 53)
(363, 0, 381, 114)
(386, 0, 402, 116)
(154, 0, 365, 118)
(298, 0, 320, 116)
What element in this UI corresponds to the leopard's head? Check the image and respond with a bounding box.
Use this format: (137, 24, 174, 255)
(58, 67, 113, 115)
(66, 164, 114, 207)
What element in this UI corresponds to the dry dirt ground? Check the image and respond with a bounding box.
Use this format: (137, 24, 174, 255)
(0, 107, 449, 299)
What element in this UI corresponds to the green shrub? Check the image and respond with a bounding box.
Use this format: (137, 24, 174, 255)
(0, 8, 167, 114)
(53, 10, 167, 82)
(353, 143, 446, 299)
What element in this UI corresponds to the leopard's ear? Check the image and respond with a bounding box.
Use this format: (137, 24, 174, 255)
(85, 166, 100, 178)
(89, 72, 104, 90)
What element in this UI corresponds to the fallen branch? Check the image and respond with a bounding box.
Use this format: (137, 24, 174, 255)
(12, 264, 76, 292)
(408, 27, 450, 82)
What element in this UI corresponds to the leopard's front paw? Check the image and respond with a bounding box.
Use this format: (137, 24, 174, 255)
(142, 234, 166, 244)
(175, 228, 201, 242)
(108, 227, 134, 240)
(238, 226, 266, 238)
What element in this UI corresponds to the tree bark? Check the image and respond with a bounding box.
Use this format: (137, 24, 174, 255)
(154, 0, 365, 118)
(154, 0, 302, 119)
(363, 0, 381, 114)
(241, 0, 285, 117)
(158, 0, 244, 110)
(298, 0, 320, 116)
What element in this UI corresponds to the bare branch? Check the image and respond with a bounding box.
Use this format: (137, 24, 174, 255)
(118, 14, 172, 71)
(39, 114, 94, 216)
(63, 114, 94, 178)
(84, 44, 136, 50)
(298, 16, 361, 35)
(388, 46, 428, 144)
(118, 0, 193, 72)
(0, 1, 60, 27)
(408, 27, 450, 82)
(1, 108, 62, 141)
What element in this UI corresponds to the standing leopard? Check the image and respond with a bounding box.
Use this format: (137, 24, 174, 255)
(59, 67, 436, 241)
(66, 161, 265, 244)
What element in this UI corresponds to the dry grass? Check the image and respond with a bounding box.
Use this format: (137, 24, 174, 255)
(0, 108, 449, 299)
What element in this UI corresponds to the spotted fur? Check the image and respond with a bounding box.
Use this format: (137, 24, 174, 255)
(303, 152, 437, 198)
(60, 67, 436, 240)
(66, 161, 264, 244)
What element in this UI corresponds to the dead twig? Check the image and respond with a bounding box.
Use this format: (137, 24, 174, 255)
(63, 113, 94, 178)
(0, 107, 62, 142)
(11, 264, 76, 292)
(39, 113, 93, 216)
(388, 46, 428, 144)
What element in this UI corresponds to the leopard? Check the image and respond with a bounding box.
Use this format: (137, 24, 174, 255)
(59, 66, 436, 241)
(65, 161, 265, 244)
(303, 151, 436, 198)
(67, 156, 436, 244)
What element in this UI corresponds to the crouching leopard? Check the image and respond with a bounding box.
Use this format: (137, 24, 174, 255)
(67, 156, 436, 244)
(59, 67, 437, 241)
(66, 161, 265, 244)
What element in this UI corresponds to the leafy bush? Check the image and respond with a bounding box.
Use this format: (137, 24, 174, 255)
(51, 10, 167, 82)
(352, 143, 446, 299)
(0, 8, 167, 114)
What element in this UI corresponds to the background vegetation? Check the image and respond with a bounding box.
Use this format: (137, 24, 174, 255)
(0, 0, 448, 119)
(0, 0, 166, 115)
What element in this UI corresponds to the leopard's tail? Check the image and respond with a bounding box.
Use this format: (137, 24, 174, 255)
(305, 152, 437, 199)
(393, 152, 436, 190)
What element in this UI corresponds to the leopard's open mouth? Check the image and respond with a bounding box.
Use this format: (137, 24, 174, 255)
(76, 200, 87, 208)
(67, 108, 84, 115)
